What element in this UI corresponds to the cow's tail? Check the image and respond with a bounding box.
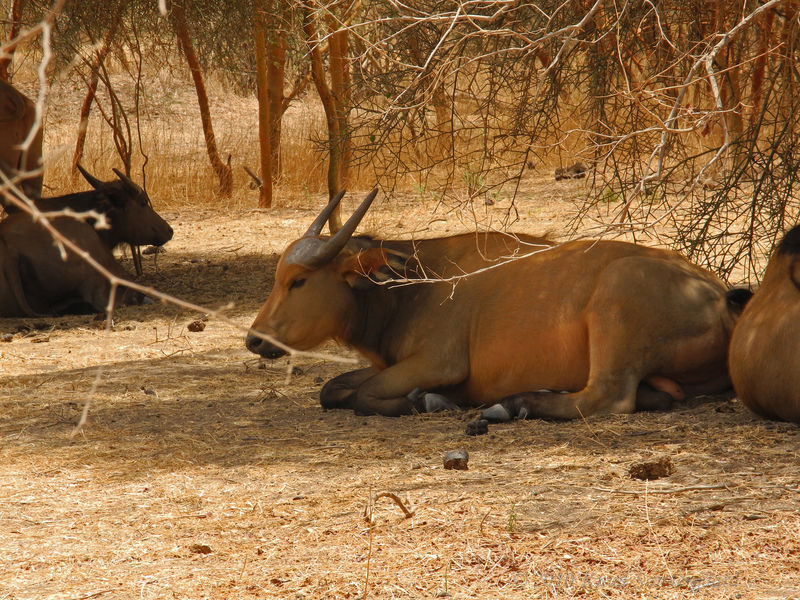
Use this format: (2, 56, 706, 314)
(2, 248, 43, 317)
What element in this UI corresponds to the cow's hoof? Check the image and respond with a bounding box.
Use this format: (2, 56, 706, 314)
(423, 393, 459, 413)
(482, 403, 512, 422)
(465, 418, 489, 436)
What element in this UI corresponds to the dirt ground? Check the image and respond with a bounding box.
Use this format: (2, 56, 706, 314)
(0, 186, 798, 600)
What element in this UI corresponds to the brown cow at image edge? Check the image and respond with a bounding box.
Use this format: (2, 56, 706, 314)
(728, 225, 800, 423)
(0, 80, 42, 198)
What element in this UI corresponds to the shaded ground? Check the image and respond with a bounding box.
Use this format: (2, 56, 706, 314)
(0, 189, 798, 600)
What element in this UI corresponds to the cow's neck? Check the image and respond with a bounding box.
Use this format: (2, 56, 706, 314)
(346, 268, 426, 368)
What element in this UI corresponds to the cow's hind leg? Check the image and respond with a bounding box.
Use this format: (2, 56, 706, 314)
(485, 306, 647, 420)
(484, 373, 640, 422)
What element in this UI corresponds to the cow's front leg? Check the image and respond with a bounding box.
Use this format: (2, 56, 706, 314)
(320, 367, 378, 409)
(349, 356, 467, 417)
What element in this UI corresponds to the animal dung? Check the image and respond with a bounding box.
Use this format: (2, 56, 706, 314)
(628, 455, 674, 480)
(465, 418, 489, 436)
(187, 320, 206, 332)
(443, 449, 469, 470)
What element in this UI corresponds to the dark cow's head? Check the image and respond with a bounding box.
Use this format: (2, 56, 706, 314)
(76, 165, 173, 249)
(246, 190, 406, 358)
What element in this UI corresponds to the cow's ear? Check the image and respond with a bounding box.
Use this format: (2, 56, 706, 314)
(337, 247, 409, 290)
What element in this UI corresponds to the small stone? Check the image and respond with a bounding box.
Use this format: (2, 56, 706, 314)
(629, 455, 674, 481)
(1, 333, 13, 342)
(443, 449, 469, 470)
(465, 419, 489, 436)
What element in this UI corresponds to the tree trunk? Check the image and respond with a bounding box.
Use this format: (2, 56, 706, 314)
(302, 1, 353, 233)
(0, 0, 25, 82)
(267, 34, 286, 177)
(170, 0, 232, 197)
(253, 2, 273, 208)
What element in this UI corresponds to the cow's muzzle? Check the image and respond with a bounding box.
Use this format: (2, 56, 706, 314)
(245, 331, 287, 359)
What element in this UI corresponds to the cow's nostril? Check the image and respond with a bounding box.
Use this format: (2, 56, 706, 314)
(246, 332, 287, 359)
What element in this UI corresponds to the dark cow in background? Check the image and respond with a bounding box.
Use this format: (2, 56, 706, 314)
(0, 213, 145, 316)
(0, 166, 171, 316)
(0, 80, 42, 198)
(247, 191, 745, 421)
(728, 226, 800, 423)
(1, 165, 173, 274)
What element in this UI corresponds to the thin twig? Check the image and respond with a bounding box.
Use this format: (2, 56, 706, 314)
(594, 483, 731, 495)
(373, 491, 416, 518)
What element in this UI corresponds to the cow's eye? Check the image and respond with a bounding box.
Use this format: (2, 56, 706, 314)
(289, 278, 306, 290)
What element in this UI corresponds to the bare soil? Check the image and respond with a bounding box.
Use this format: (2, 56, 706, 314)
(1, 186, 798, 600)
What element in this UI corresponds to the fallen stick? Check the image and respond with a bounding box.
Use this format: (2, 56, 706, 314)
(593, 483, 731, 495)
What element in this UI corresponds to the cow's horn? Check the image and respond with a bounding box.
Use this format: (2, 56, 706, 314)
(77, 164, 104, 189)
(304, 190, 347, 237)
(306, 188, 379, 267)
(112, 168, 143, 193)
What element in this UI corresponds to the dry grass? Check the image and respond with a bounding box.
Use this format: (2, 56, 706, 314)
(1, 194, 799, 600)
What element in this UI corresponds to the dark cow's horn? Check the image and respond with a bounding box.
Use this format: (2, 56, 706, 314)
(77, 164, 104, 189)
(304, 190, 347, 237)
(112, 168, 143, 193)
(305, 188, 379, 267)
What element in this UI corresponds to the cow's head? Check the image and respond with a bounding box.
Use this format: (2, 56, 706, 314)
(246, 189, 408, 358)
(774, 223, 800, 292)
(77, 165, 174, 248)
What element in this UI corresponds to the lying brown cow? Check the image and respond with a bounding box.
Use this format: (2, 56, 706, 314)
(2, 164, 173, 251)
(0, 213, 145, 316)
(0, 80, 42, 198)
(728, 226, 800, 423)
(246, 191, 744, 420)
